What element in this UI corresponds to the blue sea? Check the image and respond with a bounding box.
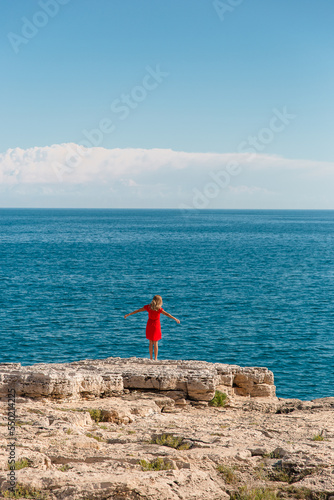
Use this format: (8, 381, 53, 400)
(0, 209, 333, 400)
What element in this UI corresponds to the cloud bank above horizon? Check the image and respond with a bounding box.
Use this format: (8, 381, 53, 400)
(0, 144, 333, 209)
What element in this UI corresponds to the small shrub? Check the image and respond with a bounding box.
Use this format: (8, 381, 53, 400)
(217, 464, 238, 484)
(58, 464, 72, 472)
(269, 465, 291, 483)
(7, 458, 32, 470)
(87, 409, 104, 422)
(253, 463, 267, 480)
(139, 457, 174, 471)
(270, 464, 320, 484)
(3, 483, 48, 499)
(150, 433, 191, 450)
(230, 486, 279, 500)
(209, 391, 227, 407)
(69, 407, 106, 422)
(312, 434, 324, 441)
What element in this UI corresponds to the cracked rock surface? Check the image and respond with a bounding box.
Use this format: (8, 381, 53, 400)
(0, 390, 333, 499)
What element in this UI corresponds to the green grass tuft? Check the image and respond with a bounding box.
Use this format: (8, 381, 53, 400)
(7, 458, 32, 470)
(58, 464, 72, 472)
(217, 464, 238, 484)
(139, 457, 174, 471)
(3, 483, 48, 499)
(87, 409, 104, 422)
(269, 465, 291, 483)
(150, 433, 191, 450)
(209, 391, 228, 407)
(68, 407, 107, 423)
(312, 434, 324, 441)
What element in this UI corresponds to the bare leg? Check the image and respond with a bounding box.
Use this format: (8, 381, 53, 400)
(149, 341, 153, 360)
(153, 341, 158, 361)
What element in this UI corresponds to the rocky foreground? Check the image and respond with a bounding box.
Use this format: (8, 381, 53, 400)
(0, 357, 333, 499)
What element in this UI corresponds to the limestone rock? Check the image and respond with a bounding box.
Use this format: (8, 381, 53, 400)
(0, 393, 333, 499)
(0, 357, 276, 402)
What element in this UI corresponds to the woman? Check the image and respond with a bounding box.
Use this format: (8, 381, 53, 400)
(124, 295, 180, 360)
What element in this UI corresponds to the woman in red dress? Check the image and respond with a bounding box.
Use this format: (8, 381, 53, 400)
(124, 295, 180, 360)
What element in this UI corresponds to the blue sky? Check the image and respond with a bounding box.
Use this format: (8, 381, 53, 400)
(1, 0, 333, 208)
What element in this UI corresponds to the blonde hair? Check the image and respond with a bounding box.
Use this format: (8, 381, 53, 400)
(150, 295, 163, 311)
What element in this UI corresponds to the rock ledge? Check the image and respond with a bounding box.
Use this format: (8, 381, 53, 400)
(0, 357, 276, 401)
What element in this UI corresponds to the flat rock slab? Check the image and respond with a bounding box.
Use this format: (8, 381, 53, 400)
(0, 357, 276, 401)
(0, 392, 333, 500)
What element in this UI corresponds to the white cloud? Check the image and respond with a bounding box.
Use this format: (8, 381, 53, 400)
(0, 143, 333, 208)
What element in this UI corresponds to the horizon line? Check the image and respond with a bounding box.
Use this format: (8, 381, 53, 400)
(0, 207, 334, 211)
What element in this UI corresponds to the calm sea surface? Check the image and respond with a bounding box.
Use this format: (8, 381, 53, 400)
(0, 209, 333, 400)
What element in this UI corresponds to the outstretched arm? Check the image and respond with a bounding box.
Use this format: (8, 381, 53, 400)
(161, 310, 180, 324)
(124, 307, 146, 319)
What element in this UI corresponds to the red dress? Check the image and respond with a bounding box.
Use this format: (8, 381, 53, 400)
(144, 304, 164, 341)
